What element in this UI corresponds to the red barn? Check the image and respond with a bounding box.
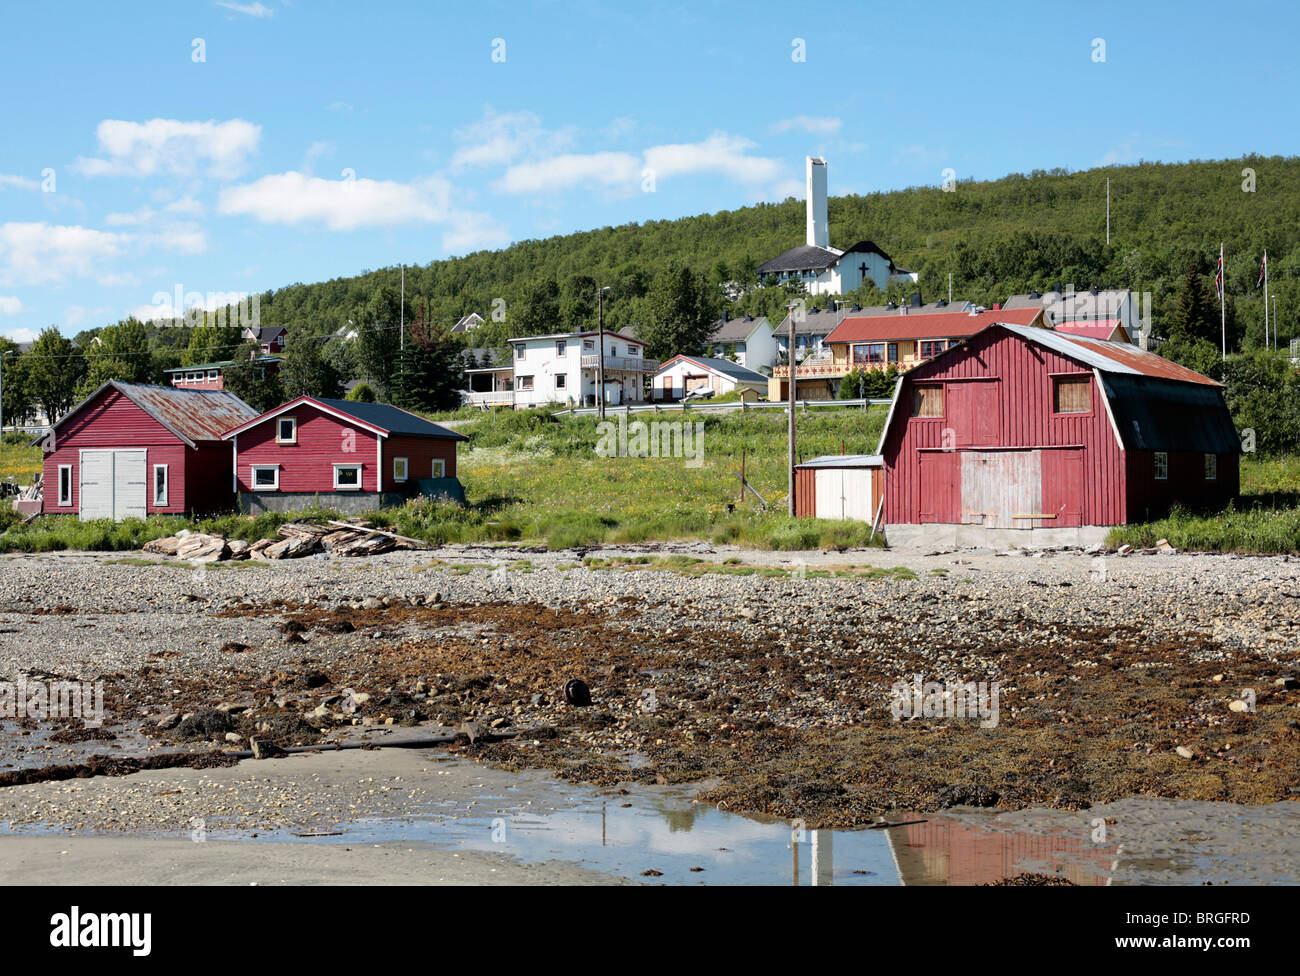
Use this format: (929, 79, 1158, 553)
(222, 396, 469, 514)
(878, 323, 1239, 545)
(36, 380, 258, 520)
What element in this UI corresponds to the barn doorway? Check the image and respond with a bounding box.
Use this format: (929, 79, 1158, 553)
(78, 449, 147, 521)
(960, 450, 1042, 529)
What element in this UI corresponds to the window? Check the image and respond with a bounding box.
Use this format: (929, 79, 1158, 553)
(1205, 454, 1217, 480)
(626, 345, 639, 356)
(276, 416, 297, 444)
(153, 464, 168, 506)
(515, 344, 525, 360)
(910, 384, 944, 418)
(207, 369, 219, 381)
(517, 375, 534, 391)
(555, 340, 567, 357)
(920, 340, 947, 359)
(251, 465, 279, 490)
(853, 343, 886, 366)
(58, 465, 72, 506)
(1053, 376, 1091, 413)
(333, 464, 362, 490)
(1154, 452, 1168, 481)
(393, 457, 408, 482)
(555, 373, 567, 389)
(888, 343, 899, 364)
(431, 459, 446, 478)
(609, 344, 619, 356)
(583, 340, 595, 351)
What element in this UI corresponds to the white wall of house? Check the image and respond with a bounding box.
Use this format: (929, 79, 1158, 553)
(510, 332, 649, 408)
(709, 320, 778, 372)
(653, 359, 766, 400)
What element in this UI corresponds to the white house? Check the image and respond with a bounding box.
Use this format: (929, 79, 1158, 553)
(757, 157, 918, 296)
(653, 355, 769, 401)
(464, 330, 658, 409)
(707, 314, 776, 372)
(451, 312, 486, 334)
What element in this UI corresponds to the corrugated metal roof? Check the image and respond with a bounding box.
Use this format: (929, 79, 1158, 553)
(998, 322, 1219, 386)
(116, 381, 259, 444)
(39, 380, 258, 448)
(797, 454, 883, 468)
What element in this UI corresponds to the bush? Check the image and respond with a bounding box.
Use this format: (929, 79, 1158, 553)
(346, 382, 376, 402)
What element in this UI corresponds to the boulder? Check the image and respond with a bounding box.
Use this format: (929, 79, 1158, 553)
(142, 536, 183, 556)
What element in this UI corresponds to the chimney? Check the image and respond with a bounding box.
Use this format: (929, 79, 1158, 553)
(806, 156, 829, 249)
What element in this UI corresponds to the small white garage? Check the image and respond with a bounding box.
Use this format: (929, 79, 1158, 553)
(77, 449, 148, 521)
(794, 454, 884, 523)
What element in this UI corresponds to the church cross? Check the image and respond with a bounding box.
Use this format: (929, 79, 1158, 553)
(858, 262, 869, 278)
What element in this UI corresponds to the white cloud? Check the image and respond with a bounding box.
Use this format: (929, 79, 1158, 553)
(0, 222, 127, 287)
(771, 116, 842, 135)
(217, 171, 455, 230)
(74, 118, 262, 179)
(215, 1, 273, 17)
(2, 327, 38, 343)
(496, 131, 783, 195)
(0, 296, 25, 316)
(64, 305, 115, 328)
(103, 208, 208, 255)
(449, 108, 573, 173)
(497, 152, 641, 195)
(0, 173, 38, 191)
(771, 178, 804, 200)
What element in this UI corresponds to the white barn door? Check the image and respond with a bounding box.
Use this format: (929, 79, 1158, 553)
(814, 469, 844, 520)
(79, 449, 147, 521)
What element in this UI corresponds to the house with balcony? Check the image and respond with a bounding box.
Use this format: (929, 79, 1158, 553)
(769, 306, 1043, 400)
(462, 330, 658, 409)
(164, 355, 283, 391)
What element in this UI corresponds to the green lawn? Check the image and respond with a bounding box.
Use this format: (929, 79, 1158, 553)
(0, 436, 41, 482)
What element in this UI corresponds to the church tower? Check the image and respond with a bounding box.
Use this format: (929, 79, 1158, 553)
(806, 156, 829, 249)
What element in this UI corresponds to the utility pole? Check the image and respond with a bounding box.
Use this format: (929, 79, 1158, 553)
(400, 265, 405, 351)
(786, 301, 798, 516)
(0, 350, 10, 436)
(948, 272, 953, 304)
(1105, 178, 1110, 245)
(596, 286, 610, 419)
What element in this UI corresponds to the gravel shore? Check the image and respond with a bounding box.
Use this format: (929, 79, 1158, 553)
(0, 543, 1297, 831)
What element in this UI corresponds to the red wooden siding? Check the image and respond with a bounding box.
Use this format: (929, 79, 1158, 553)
(380, 435, 459, 491)
(1125, 449, 1238, 522)
(40, 387, 235, 515)
(234, 403, 382, 493)
(883, 329, 1126, 526)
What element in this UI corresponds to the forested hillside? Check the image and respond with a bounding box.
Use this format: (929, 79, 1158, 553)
(250, 154, 1300, 348)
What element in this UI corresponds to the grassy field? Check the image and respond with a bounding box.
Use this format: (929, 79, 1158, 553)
(5, 409, 1300, 554)
(0, 434, 42, 483)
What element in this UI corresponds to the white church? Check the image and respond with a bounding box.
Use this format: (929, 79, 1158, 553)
(758, 157, 918, 296)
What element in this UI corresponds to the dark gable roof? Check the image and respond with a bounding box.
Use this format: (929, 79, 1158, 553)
(669, 356, 768, 384)
(1098, 373, 1239, 454)
(312, 398, 468, 440)
(757, 244, 841, 274)
(710, 315, 768, 343)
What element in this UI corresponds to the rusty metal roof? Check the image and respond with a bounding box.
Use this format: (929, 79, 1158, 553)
(41, 380, 258, 449)
(998, 323, 1220, 386)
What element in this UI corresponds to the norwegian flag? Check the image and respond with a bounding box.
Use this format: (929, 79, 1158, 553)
(1258, 251, 1268, 288)
(1215, 249, 1224, 301)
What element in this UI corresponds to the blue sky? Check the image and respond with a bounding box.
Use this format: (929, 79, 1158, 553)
(1, 0, 1296, 341)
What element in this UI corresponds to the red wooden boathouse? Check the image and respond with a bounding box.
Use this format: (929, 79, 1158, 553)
(35, 380, 258, 520)
(878, 323, 1239, 543)
(222, 396, 468, 514)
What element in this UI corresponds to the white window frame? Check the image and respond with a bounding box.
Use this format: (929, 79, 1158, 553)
(333, 463, 363, 490)
(431, 459, 446, 478)
(393, 456, 409, 482)
(152, 464, 169, 507)
(1154, 452, 1168, 481)
(276, 416, 297, 445)
(555, 373, 567, 390)
(58, 464, 72, 506)
(1204, 453, 1217, 480)
(555, 340, 567, 357)
(514, 344, 525, 360)
(251, 465, 280, 490)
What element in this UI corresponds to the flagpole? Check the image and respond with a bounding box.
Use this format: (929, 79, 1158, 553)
(1263, 250, 1270, 351)
(1220, 242, 1226, 362)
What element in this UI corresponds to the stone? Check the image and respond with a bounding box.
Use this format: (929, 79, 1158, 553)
(176, 535, 230, 563)
(227, 539, 251, 559)
(1117, 544, 1133, 556)
(153, 713, 180, 730)
(224, 732, 243, 743)
(1273, 676, 1299, 690)
(1175, 745, 1195, 760)
(361, 597, 383, 610)
(1228, 700, 1250, 713)
(142, 536, 182, 556)
(1155, 538, 1177, 554)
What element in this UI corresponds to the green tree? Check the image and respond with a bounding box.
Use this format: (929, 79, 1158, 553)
(352, 285, 403, 399)
(639, 263, 715, 361)
(1220, 350, 1300, 454)
(391, 310, 465, 412)
(278, 331, 342, 400)
(346, 381, 376, 402)
(221, 342, 284, 413)
(511, 277, 562, 337)
(0, 337, 34, 426)
(183, 323, 242, 366)
(78, 318, 153, 395)
(26, 328, 85, 422)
